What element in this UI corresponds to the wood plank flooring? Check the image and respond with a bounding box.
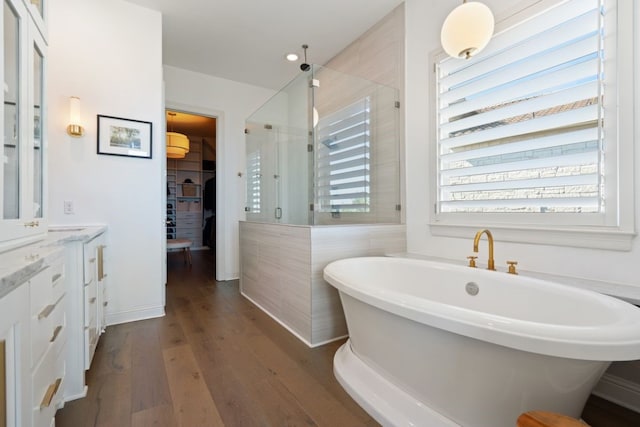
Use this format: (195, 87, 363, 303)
(56, 250, 376, 427)
(56, 250, 640, 427)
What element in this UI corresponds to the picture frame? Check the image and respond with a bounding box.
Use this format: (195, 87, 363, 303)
(97, 114, 152, 159)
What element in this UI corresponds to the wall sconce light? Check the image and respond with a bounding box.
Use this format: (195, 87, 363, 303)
(67, 96, 84, 137)
(441, 1, 495, 60)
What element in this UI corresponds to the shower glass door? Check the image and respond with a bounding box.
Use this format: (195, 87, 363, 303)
(312, 65, 400, 225)
(245, 64, 400, 226)
(245, 69, 313, 225)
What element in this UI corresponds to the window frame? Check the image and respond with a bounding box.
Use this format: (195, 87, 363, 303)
(428, 0, 635, 250)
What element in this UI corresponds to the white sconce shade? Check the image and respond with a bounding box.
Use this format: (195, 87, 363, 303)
(441, 1, 494, 59)
(166, 131, 190, 159)
(67, 96, 84, 137)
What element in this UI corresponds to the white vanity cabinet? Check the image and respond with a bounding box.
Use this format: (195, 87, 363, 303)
(61, 228, 108, 402)
(82, 237, 97, 368)
(0, 244, 66, 427)
(0, 282, 30, 427)
(0, 0, 48, 250)
(96, 239, 108, 338)
(29, 252, 66, 427)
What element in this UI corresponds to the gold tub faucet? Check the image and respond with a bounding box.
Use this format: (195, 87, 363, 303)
(473, 229, 496, 271)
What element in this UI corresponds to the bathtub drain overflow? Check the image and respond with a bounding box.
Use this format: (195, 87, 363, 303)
(465, 282, 479, 296)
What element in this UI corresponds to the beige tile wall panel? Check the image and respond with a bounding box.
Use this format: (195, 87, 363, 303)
(240, 222, 406, 346)
(309, 224, 406, 344)
(323, 3, 406, 224)
(324, 4, 404, 91)
(312, 5, 404, 227)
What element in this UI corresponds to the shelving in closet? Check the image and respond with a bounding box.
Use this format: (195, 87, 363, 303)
(167, 139, 203, 248)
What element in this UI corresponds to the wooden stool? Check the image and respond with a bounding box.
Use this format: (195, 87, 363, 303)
(517, 411, 590, 427)
(166, 238, 193, 265)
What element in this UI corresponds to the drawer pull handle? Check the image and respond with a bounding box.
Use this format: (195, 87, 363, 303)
(89, 258, 96, 263)
(39, 295, 65, 320)
(50, 325, 63, 343)
(103, 301, 108, 307)
(51, 273, 62, 283)
(38, 304, 55, 320)
(40, 378, 62, 409)
(89, 297, 96, 304)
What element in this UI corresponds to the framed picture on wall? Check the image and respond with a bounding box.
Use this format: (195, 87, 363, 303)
(97, 114, 152, 159)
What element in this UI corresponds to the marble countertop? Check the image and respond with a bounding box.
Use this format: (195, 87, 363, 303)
(0, 225, 107, 299)
(388, 252, 640, 306)
(44, 225, 107, 245)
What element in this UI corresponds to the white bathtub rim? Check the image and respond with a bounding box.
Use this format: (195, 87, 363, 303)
(333, 340, 460, 427)
(324, 257, 640, 361)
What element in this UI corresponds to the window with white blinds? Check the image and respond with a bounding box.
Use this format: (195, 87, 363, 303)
(435, 0, 605, 216)
(316, 98, 370, 213)
(247, 150, 261, 213)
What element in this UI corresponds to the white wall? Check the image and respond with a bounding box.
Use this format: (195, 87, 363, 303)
(404, 0, 640, 405)
(47, 0, 165, 323)
(163, 65, 275, 280)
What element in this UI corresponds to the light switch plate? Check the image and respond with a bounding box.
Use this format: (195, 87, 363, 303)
(64, 200, 74, 214)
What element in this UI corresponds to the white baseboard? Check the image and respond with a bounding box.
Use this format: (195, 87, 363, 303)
(592, 373, 640, 413)
(63, 386, 88, 403)
(241, 291, 345, 348)
(105, 305, 165, 326)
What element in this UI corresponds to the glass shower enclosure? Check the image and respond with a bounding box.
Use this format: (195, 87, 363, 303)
(245, 64, 401, 225)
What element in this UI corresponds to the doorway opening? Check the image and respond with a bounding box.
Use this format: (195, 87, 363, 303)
(165, 109, 217, 261)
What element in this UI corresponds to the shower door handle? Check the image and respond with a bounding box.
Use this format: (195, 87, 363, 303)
(275, 207, 282, 219)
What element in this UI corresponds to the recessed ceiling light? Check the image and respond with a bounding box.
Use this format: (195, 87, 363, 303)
(286, 53, 298, 62)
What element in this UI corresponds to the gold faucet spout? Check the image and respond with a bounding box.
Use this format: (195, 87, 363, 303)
(473, 229, 495, 271)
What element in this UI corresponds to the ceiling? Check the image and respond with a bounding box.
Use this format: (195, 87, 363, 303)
(124, 0, 405, 90)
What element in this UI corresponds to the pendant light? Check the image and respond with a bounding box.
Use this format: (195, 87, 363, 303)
(441, 0, 494, 59)
(300, 44, 311, 72)
(166, 112, 190, 159)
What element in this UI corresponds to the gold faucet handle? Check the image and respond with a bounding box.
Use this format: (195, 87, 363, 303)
(507, 260, 518, 275)
(467, 255, 478, 268)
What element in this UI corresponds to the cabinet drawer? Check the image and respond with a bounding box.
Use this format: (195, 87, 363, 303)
(84, 325, 99, 370)
(177, 212, 201, 220)
(83, 241, 97, 285)
(31, 294, 65, 369)
(30, 252, 65, 311)
(177, 219, 200, 228)
(176, 229, 200, 239)
(51, 263, 65, 304)
(32, 341, 65, 427)
(30, 267, 52, 317)
(176, 199, 201, 212)
(84, 280, 97, 328)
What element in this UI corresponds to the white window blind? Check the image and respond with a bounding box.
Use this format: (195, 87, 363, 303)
(316, 98, 370, 212)
(436, 0, 604, 215)
(247, 150, 261, 213)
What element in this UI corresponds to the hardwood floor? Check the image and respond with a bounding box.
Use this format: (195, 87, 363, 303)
(582, 395, 640, 427)
(56, 250, 376, 427)
(56, 250, 640, 427)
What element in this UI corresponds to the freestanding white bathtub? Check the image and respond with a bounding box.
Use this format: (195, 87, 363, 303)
(323, 257, 640, 427)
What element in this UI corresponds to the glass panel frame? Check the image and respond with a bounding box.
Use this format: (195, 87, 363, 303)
(244, 64, 401, 226)
(31, 23, 44, 218)
(3, 0, 21, 220)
